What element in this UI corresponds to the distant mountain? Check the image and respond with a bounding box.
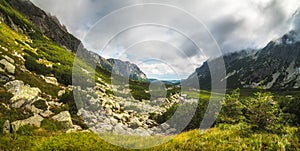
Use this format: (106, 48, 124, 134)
(148, 79, 181, 85)
(3, 0, 147, 80)
(106, 59, 147, 80)
(185, 31, 300, 90)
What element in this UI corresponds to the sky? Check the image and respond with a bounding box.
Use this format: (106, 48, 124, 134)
(30, 0, 300, 80)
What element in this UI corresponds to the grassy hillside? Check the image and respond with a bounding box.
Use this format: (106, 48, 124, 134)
(1, 0, 300, 150)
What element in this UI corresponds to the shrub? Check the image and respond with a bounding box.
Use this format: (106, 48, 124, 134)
(243, 92, 283, 132)
(24, 55, 51, 75)
(33, 99, 48, 111)
(217, 89, 244, 124)
(16, 125, 36, 136)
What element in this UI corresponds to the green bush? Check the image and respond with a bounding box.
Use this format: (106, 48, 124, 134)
(32, 99, 48, 111)
(243, 92, 283, 132)
(217, 89, 244, 124)
(16, 125, 36, 136)
(24, 55, 51, 75)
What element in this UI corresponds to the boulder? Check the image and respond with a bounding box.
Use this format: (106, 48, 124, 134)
(0, 59, 15, 74)
(44, 76, 59, 86)
(2, 120, 10, 134)
(4, 80, 41, 108)
(11, 114, 44, 132)
(51, 111, 73, 128)
(40, 110, 54, 118)
(3, 55, 14, 64)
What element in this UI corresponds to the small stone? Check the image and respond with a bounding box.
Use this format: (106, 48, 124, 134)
(3, 120, 10, 134)
(0, 59, 15, 74)
(40, 110, 54, 118)
(44, 77, 59, 86)
(57, 90, 65, 97)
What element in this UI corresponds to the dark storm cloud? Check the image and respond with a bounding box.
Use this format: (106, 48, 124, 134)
(29, 0, 300, 79)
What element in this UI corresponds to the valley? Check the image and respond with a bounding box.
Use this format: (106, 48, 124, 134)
(0, 0, 300, 150)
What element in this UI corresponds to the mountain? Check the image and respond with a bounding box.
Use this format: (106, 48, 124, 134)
(1, 0, 147, 80)
(185, 30, 300, 90)
(0, 0, 177, 138)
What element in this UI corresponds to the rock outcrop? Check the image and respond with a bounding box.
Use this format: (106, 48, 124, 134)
(11, 114, 44, 132)
(4, 80, 41, 108)
(51, 111, 73, 129)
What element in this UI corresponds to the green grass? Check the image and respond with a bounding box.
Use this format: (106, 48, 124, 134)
(0, 124, 298, 151)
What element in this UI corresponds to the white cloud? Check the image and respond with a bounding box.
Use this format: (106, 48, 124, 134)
(30, 0, 300, 79)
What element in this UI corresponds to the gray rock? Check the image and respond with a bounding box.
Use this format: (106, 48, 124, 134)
(40, 110, 54, 118)
(160, 123, 170, 130)
(3, 120, 10, 134)
(51, 111, 73, 128)
(66, 125, 82, 133)
(57, 90, 65, 97)
(0, 59, 15, 74)
(113, 123, 125, 135)
(44, 76, 59, 86)
(110, 117, 118, 126)
(3, 55, 14, 64)
(25, 105, 43, 114)
(4, 80, 41, 108)
(0, 74, 9, 83)
(11, 114, 44, 132)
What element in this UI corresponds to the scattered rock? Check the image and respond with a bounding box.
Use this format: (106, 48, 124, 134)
(44, 76, 59, 86)
(160, 123, 170, 130)
(0, 59, 15, 74)
(4, 80, 41, 108)
(40, 110, 54, 118)
(3, 120, 10, 134)
(3, 55, 14, 64)
(25, 104, 43, 114)
(51, 111, 73, 128)
(0, 74, 9, 83)
(66, 125, 82, 133)
(57, 90, 65, 97)
(11, 114, 44, 132)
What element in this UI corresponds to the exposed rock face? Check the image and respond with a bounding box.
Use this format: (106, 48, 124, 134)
(11, 114, 44, 132)
(51, 111, 73, 129)
(185, 31, 300, 90)
(106, 59, 147, 80)
(4, 80, 41, 108)
(0, 59, 15, 74)
(7, 0, 81, 52)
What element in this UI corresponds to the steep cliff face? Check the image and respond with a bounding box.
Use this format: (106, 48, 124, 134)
(3, 0, 147, 80)
(186, 31, 300, 90)
(107, 59, 147, 80)
(6, 0, 81, 52)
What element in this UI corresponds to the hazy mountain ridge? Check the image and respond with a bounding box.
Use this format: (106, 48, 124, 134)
(186, 30, 300, 90)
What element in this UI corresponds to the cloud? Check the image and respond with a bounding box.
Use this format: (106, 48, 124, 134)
(30, 0, 300, 79)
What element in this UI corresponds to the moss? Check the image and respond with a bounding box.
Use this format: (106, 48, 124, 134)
(32, 99, 48, 111)
(41, 119, 67, 131)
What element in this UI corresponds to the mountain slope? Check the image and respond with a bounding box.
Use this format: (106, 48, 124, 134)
(186, 31, 300, 90)
(2, 0, 147, 80)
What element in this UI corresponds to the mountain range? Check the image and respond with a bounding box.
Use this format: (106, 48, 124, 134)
(186, 30, 300, 90)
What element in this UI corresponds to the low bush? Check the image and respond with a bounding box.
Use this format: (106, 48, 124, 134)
(24, 55, 51, 75)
